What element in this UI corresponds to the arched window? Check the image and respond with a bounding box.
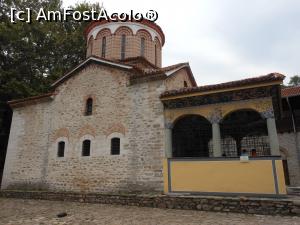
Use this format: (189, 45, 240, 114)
(154, 44, 157, 66)
(82, 140, 91, 156)
(140, 37, 145, 57)
(85, 98, 93, 116)
(121, 34, 126, 60)
(184, 81, 188, 87)
(57, 141, 65, 157)
(101, 36, 106, 58)
(111, 138, 120, 155)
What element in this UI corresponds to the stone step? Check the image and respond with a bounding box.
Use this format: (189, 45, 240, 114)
(287, 187, 300, 196)
(1, 190, 300, 216)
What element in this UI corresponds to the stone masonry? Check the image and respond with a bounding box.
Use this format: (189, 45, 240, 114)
(2, 62, 191, 193)
(278, 132, 300, 186)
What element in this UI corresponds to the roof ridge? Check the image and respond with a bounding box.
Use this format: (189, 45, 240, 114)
(161, 73, 285, 98)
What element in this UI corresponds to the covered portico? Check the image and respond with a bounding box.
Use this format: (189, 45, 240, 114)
(161, 73, 287, 196)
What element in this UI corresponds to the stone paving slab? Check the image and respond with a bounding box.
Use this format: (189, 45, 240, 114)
(0, 198, 300, 225)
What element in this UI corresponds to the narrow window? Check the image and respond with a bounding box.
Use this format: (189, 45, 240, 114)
(155, 44, 157, 66)
(82, 140, 91, 156)
(57, 141, 65, 157)
(184, 81, 188, 87)
(85, 98, 93, 116)
(121, 34, 126, 60)
(111, 138, 120, 155)
(140, 37, 145, 57)
(101, 36, 106, 58)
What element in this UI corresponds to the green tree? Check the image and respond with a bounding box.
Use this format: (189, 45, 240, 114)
(0, 0, 101, 179)
(288, 75, 300, 86)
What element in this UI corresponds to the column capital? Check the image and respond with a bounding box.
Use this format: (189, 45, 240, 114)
(165, 122, 174, 129)
(208, 108, 222, 124)
(260, 108, 275, 119)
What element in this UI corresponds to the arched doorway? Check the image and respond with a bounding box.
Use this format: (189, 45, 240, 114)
(220, 109, 270, 157)
(172, 115, 212, 157)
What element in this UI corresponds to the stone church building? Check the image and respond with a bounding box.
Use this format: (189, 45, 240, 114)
(2, 19, 300, 196)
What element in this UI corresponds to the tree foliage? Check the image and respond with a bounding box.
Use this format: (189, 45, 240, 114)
(0, 0, 100, 100)
(0, 0, 100, 173)
(288, 75, 300, 87)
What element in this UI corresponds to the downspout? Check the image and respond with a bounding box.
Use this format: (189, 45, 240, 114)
(286, 97, 296, 133)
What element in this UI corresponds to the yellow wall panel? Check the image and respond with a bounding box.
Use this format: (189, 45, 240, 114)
(167, 159, 284, 195)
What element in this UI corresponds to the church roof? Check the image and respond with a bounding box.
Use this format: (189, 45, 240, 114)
(161, 73, 285, 98)
(8, 92, 55, 108)
(51, 56, 197, 88)
(281, 85, 300, 97)
(84, 19, 165, 46)
(51, 56, 133, 88)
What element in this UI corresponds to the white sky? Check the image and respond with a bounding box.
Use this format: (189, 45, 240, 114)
(63, 0, 300, 86)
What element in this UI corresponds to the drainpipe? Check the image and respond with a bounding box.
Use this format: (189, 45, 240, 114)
(286, 97, 296, 133)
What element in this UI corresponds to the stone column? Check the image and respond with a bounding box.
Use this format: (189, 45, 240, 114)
(165, 122, 173, 158)
(212, 123, 222, 157)
(208, 109, 222, 157)
(261, 109, 280, 156)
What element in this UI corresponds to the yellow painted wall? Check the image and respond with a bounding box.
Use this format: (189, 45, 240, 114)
(275, 160, 287, 194)
(163, 159, 286, 195)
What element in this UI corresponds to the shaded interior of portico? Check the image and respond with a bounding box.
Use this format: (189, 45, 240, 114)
(170, 109, 271, 158)
(172, 115, 212, 157)
(220, 109, 270, 157)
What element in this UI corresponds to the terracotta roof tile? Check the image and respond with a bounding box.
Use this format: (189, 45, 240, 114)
(281, 86, 300, 97)
(161, 73, 285, 98)
(8, 92, 55, 108)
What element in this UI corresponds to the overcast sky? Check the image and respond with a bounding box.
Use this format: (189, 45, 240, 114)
(63, 0, 300, 86)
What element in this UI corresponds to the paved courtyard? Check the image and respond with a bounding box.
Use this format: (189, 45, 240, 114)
(0, 198, 299, 225)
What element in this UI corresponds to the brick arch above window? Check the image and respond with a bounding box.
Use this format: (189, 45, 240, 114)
(104, 123, 126, 137)
(78, 125, 96, 139)
(51, 128, 70, 143)
(136, 29, 152, 41)
(114, 26, 134, 36)
(96, 28, 112, 39)
(154, 37, 161, 48)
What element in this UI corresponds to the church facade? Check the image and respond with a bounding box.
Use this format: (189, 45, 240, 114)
(2, 19, 299, 196)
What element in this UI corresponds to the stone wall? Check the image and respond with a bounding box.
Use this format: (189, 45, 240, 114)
(165, 68, 193, 90)
(2, 101, 51, 190)
(2, 63, 166, 193)
(278, 132, 300, 186)
(1, 190, 300, 216)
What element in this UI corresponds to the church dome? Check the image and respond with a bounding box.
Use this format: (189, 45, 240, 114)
(84, 20, 165, 67)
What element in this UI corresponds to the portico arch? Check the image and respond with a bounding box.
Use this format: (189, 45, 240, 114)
(220, 109, 270, 157)
(172, 115, 212, 157)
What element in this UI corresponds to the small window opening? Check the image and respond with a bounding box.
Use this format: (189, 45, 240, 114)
(184, 81, 188, 87)
(140, 37, 145, 57)
(82, 140, 91, 156)
(85, 98, 93, 116)
(57, 141, 65, 157)
(154, 44, 157, 66)
(101, 36, 106, 58)
(111, 138, 120, 155)
(121, 35, 126, 60)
